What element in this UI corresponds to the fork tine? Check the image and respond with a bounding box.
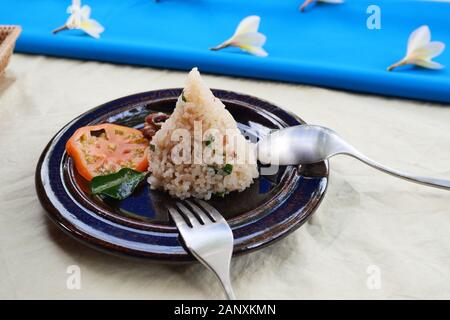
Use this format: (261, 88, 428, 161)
(185, 200, 213, 224)
(176, 202, 201, 227)
(194, 199, 225, 222)
(167, 205, 189, 231)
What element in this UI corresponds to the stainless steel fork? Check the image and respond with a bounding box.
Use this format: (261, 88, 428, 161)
(168, 199, 236, 300)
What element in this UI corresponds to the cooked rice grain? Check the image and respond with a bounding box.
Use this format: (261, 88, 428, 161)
(147, 68, 259, 199)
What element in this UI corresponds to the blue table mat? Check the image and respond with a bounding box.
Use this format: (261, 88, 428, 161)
(1, 0, 450, 103)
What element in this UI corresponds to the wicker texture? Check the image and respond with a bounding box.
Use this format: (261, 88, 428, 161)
(0, 25, 21, 75)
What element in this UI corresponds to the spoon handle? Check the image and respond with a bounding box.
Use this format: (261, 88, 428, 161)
(347, 151, 450, 190)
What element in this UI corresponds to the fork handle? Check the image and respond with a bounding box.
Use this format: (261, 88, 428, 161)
(345, 151, 450, 190)
(213, 271, 236, 300)
(220, 279, 236, 300)
(191, 251, 237, 300)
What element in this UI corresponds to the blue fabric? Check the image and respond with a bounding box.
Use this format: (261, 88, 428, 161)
(1, 0, 450, 103)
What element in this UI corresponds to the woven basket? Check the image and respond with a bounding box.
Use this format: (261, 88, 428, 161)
(0, 25, 21, 75)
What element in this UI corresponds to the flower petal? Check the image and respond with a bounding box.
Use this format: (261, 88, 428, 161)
(234, 16, 260, 36)
(239, 45, 268, 57)
(232, 32, 266, 47)
(410, 59, 444, 70)
(411, 41, 445, 60)
(80, 5, 91, 20)
(80, 19, 104, 39)
(407, 25, 430, 54)
(66, 13, 82, 28)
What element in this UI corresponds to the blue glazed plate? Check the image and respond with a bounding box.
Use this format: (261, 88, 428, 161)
(35, 89, 329, 262)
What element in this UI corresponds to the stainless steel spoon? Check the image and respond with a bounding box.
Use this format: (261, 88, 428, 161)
(257, 125, 450, 190)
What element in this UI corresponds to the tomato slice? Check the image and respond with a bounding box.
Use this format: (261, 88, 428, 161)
(66, 123, 149, 181)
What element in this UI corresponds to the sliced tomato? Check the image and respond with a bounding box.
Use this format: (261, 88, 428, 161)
(66, 123, 149, 181)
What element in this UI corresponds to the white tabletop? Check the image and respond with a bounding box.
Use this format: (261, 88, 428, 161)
(0, 54, 449, 299)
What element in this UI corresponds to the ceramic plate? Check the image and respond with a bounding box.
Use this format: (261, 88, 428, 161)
(35, 89, 329, 262)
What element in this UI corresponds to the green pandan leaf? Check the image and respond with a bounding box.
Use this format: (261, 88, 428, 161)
(90, 168, 147, 200)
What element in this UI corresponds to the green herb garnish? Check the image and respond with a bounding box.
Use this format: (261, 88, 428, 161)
(214, 191, 226, 198)
(222, 164, 233, 175)
(205, 135, 215, 147)
(90, 168, 146, 200)
(150, 143, 156, 151)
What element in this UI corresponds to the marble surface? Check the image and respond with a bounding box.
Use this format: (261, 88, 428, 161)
(0, 54, 449, 299)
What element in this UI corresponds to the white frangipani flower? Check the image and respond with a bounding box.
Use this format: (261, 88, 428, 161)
(387, 25, 445, 71)
(52, 0, 104, 39)
(299, 0, 344, 12)
(210, 16, 268, 57)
